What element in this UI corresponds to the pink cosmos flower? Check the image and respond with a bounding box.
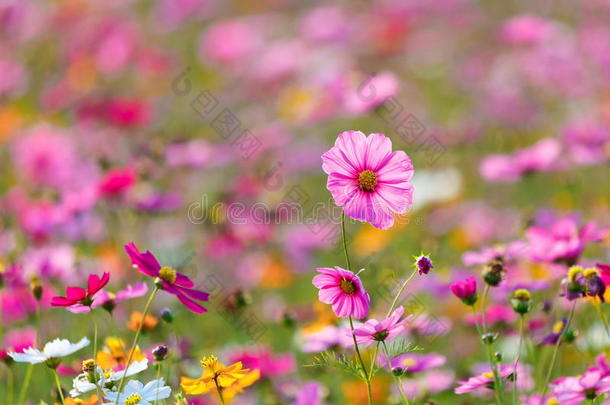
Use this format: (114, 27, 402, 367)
(293, 381, 325, 405)
(500, 15, 553, 46)
(300, 325, 354, 353)
(51, 273, 110, 314)
(450, 277, 478, 306)
(322, 131, 414, 230)
(351, 306, 408, 346)
(526, 217, 607, 265)
(124, 242, 209, 313)
(552, 369, 610, 404)
(228, 346, 295, 378)
(0, 327, 36, 361)
(98, 167, 137, 196)
(91, 282, 149, 312)
(387, 353, 446, 374)
(312, 267, 370, 319)
(455, 365, 515, 394)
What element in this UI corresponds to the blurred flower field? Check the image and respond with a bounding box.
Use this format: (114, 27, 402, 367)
(1, 0, 610, 404)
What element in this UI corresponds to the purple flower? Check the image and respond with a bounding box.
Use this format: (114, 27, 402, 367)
(414, 255, 433, 275)
(387, 353, 446, 375)
(455, 365, 515, 394)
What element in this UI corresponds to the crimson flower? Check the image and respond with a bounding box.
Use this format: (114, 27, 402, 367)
(124, 242, 209, 314)
(51, 273, 110, 313)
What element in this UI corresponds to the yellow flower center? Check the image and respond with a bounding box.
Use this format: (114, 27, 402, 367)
(159, 266, 177, 284)
(547, 398, 559, 405)
(402, 358, 416, 367)
(125, 393, 142, 405)
(358, 170, 378, 192)
(74, 400, 84, 405)
(82, 359, 96, 373)
(339, 278, 357, 295)
(482, 372, 494, 379)
(201, 355, 220, 372)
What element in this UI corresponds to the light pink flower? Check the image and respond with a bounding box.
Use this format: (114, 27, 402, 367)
(322, 131, 414, 229)
(552, 369, 610, 404)
(312, 267, 370, 319)
(455, 365, 514, 394)
(351, 306, 408, 346)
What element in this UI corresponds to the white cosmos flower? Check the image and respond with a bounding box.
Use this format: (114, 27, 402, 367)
(103, 378, 171, 405)
(9, 337, 90, 364)
(70, 358, 149, 397)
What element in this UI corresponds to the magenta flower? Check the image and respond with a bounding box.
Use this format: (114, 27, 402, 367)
(552, 369, 610, 404)
(450, 277, 478, 306)
(312, 267, 370, 319)
(351, 306, 408, 346)
(91, 282, 149, 312)
(322, 131, 414, 230)
(526, 217, 607, 265)
(124, 242, 209, 313)
(455, 365, 514, 394)
(50, 273, 110, 313)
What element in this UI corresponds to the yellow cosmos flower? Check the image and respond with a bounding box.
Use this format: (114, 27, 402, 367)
(181, 355, 260, 402)
(96, 337, 145, 370)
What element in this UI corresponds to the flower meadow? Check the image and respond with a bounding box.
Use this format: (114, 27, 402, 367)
(1, 1, 610, 405)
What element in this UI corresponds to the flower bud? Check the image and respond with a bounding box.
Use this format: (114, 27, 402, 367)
(30, 276, 43, 301)
(152, 345, 168, 361)
(82, 359, 96, 374)
(483, 260, 504, 287)
(414, 254, 433, 275)
(481, 332, 498, 345)
(392, 367, 405, 377)
(450, 277, 478, 306)
(160, 308, 174, 323)
(510, 289, 532, 315)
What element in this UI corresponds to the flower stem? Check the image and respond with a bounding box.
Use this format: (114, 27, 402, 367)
(539, 301, 577, 404)
(155, 362, 163, 403)
(382, 341, 410, 405)
(595, 304, 610, 341)
(214, 377, 226, 405)
(114, 286, 159, 404)
(53, 369, 65, 405)
(349, 316, 373, 405)
(387, 269, 417, 317)
(91, 314, 103, 405)
(18, 363, 33, 405)
(341, 212, 351, 271)
(512, 316, 525, 405)
(480, 285, 504, 405)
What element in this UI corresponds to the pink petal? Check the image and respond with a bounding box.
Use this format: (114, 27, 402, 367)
(363, 133, 392, 171)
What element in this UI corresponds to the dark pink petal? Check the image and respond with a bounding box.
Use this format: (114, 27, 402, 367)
(88, 272, 110, 295)
(51, 296, 77, 307)
(66, 286, 87, 301)
(174, 291, 208, 313)
(124, 242, 161, 277)
(176, 286, 210, 301)
(174, 272, 195, 288)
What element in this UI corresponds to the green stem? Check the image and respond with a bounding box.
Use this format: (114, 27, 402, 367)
(595, 304, 610, 341)
(382, 342, 410, 405)
(53, 369, 65, 405)
(155, 363, 162, 403)
(91, 315, 103, 405)
(6, 366, 13, 405)
(18, 364, 33, 405)
(512, 316, 525, 405)
(387, 269, 418, 317)
(480, 285, 504, 405)
(540, 301, 577, 403)
(214, 377, 226, 405)
(341, 212, 351, 271)
(349, 316, 373, 405)
(114, 286, 159, 404)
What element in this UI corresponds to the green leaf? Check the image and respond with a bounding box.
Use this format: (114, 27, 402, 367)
(304, 350, 366, 380)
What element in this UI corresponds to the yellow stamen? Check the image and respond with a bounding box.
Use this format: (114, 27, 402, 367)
(339, 278, 357, 295)
(568, 266, 583, 282)
(552, 321, 564, 334)
(159, 266, 177, 284)
(358, 170, 378, 192)
(584, 268, 600, 279)
(512, 289, 531, 301)
(124, 393, 142, 405)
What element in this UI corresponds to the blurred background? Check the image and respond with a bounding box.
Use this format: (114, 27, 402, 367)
(1, 0, 609, 403)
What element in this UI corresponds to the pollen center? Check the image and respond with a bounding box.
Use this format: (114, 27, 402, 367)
(159, 266, 177, 284)
(373, 329, 390, 342)
(358, 170, 378, 192)
(125, 393, 142, 405)
(340, 278, 358, 295)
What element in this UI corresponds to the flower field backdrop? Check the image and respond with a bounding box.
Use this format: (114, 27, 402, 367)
(1, 1, 610, 404)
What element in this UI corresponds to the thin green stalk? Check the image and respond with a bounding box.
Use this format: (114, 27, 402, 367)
(387, 269, 418, 317)
(512, 316, 525, 405)
(341, 212, 372, 404)
(18, 363, 33, 405)
(91, 315, 103, 405)
(349, 316, 373, 405)
(53, 369, 65, 405)
(114, 286, 159, 404)
(214, 377, 226, 405)
(155, 363, 162, 403)
(539, 301, 577, 404)
(6, 366, 13, 405)
(595, 304, 610, 341)
(382, 342, 410, 405)
(480, 285, 504, 405)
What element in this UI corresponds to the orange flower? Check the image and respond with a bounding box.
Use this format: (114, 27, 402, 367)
(127, 311, 158, 332)
(96, 336, 145, 370)
(57, 395, 98, 405)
